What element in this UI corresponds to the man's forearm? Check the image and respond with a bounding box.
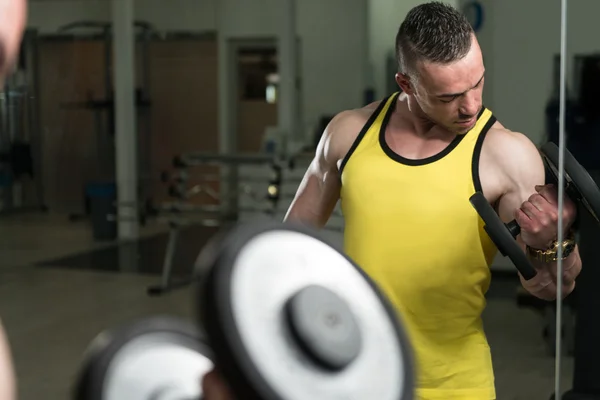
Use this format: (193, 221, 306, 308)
(523, 246, 581, 300)
(283, 207, 327, 228)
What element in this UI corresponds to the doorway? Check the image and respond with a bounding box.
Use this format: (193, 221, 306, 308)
(230, 38, 279, 153)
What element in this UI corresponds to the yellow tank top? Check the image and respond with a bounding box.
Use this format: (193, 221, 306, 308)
(340, 92, 499, 400)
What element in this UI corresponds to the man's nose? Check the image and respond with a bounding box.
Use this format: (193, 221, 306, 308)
(459, 91, 481, 117)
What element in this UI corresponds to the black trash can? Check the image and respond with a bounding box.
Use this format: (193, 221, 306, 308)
(86, 182, 117, 241)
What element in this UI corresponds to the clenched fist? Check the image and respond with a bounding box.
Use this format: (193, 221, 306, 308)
(514, 184, 577, 250)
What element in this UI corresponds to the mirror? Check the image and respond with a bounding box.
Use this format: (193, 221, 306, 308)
(0, 0, 591, 399)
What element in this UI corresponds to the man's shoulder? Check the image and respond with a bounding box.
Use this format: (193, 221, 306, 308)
(483, 124, 541, 164)
(482, 124, 545, 184)
(330, 102, 379, 131)
(325, 102, 382, 160)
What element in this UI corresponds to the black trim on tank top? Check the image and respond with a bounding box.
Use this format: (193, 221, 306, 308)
(471, 113, 498, 193)
(379, 104, 487, 167)
(339, 94, 393, 175)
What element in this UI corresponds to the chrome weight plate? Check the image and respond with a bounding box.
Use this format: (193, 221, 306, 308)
(197, 221, 415, 400)
(73, 316, 213, 400)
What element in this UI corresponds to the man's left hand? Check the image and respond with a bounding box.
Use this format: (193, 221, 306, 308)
(515, 183, 577, 250)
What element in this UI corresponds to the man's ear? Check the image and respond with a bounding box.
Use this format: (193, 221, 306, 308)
(395, 73, 414, 95)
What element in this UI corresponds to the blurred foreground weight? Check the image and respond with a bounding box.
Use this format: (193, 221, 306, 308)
(73, 316, 213, 400)
(196, 222, 415, 400)
(75, 221, 416, 400)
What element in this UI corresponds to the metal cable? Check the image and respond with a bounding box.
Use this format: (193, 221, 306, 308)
(555, 0, 568, 396)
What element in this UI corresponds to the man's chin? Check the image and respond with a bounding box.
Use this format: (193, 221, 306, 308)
(426, 114, 475, 134)
(455, 127, 473, 135)
(452, 121, 478, 134)
(446, 125, 472, 135)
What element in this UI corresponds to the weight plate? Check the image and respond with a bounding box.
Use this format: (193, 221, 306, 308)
(73, 316, 213, 400)
(197, 221, 414, 400)
(469, 192, 537, 280)
(285, 284, 363, 371)
(541, 142, 600, 223)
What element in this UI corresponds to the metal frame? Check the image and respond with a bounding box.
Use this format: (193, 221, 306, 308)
(147, 154, 283, 296)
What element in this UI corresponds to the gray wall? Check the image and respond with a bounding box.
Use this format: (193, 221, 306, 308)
(29, 0, 596, 145)
(27, 0, 370, 139)
(473, 0, 600, 145)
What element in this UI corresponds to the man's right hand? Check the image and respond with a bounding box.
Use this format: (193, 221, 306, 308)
(202, 369, 234, 400)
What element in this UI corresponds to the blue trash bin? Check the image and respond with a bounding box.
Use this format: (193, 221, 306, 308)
(85, 182, 117, 241)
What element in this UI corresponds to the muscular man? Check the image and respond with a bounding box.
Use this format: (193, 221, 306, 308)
(205, 2, 582, 399)
(0, 0, 27, 399)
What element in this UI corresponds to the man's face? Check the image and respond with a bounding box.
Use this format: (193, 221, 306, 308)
(0, 0, 27, 83)
(398, 35, 486, 134)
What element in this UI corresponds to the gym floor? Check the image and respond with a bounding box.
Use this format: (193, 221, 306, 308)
(0, 211, 572, 400)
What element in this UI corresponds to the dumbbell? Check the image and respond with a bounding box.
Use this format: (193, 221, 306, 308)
(74, 221, 416, 400)
(469, 142, 600, 279)
(73, 316, 213, 400)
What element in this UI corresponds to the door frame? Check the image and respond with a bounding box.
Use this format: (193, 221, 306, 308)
(225, 36, 278, 154)
(218, 36, 278, 217)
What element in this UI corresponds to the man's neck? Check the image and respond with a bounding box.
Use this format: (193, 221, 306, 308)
(399, 93, 443, 138)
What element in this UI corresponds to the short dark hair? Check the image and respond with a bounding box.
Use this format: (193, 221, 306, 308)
(395, 2, 473, 77)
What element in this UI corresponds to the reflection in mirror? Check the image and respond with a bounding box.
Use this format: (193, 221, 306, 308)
(468, 0, 574, 399)
(0, 0, 596, 399)
(485, 0, 600, 398)
(557, 1, 600, 398)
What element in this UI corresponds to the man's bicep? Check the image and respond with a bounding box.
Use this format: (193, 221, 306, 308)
(284, 109, 362, 227)
(284, 123, 341, 227)
(284, 158, 340, 227)
(496, 132, 546, 223)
